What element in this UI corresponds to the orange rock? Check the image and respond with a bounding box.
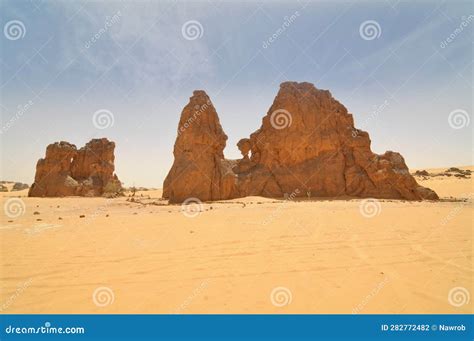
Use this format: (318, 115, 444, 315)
(166, 82, 438, 202)
(163, 91, 238, 203)
(28, 138, 122, 197)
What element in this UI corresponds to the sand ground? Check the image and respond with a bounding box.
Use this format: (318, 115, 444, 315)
(1, 167, 472, 314)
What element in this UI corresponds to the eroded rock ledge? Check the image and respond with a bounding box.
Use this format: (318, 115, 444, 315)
(29, 138, 122, 197)
(163, 82, 438, 203)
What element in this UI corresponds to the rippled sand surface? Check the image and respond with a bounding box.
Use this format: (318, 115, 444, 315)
(1, 167, 472, 314)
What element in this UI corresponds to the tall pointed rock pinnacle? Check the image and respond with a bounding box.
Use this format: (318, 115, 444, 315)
(163, 90, 238, 203)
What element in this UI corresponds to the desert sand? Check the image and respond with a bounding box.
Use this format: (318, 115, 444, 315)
(1, 167, 472, 314)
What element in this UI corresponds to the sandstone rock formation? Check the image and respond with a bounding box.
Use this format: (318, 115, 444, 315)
(163, 91, 237, 203)
(29, 138, 122, 197)
(163, 82, 438, 202)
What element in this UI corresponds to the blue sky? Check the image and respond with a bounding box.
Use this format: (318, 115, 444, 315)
(1, 0, 472, 187)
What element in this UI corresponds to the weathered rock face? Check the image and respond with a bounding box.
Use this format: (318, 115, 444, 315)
(28, 138, 122, 197)
(163, 82, 438, 202)
(163, 91, 238, 203)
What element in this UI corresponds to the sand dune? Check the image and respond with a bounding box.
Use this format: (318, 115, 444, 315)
(1, 167, 472, 314)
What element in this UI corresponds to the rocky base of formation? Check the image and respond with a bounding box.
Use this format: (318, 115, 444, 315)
(163, 82, 439, 203)
(28, 138, 122, 197)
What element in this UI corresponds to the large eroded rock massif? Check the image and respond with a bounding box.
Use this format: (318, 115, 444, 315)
(163, 82, 438, 202)
(29, 138, 122, 197)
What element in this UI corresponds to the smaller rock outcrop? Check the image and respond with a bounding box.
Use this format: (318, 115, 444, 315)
(413, 167, 471, 179)
(28, 138, 122, 197)
(414, 170, 429, 176)
(12, 182, 29, 191)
